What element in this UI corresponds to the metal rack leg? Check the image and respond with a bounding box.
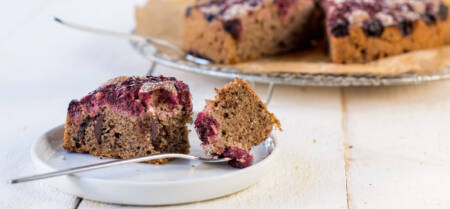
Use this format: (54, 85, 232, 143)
(264, 82, 275, 106)
(147, 61, 158, 76)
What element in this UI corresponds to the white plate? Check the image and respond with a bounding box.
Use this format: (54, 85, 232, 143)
(31, 124, 278, 205)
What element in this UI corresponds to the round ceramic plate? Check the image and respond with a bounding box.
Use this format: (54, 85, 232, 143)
(129, 36, 450, 87)
(32, 124, 277, 205)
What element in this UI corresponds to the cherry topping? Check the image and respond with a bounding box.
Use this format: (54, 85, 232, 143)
(363, 19, 384, 37)
(221, 146, 254, 168)
(68, 100, 82, 119)
(398, 20, 413, 36)
(185, 6, 193, 17)
(421, 13, 437, 25)
(330, 18, 349, 37)
(439, 3, 449, 21)
(222, 19, 243, 40)
(195, 112, 219, 143)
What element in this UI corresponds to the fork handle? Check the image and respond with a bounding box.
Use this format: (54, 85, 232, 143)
(52, 16, 185, 56)
(8, 153, 197, 184)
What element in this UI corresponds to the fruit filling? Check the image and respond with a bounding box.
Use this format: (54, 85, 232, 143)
(194, 112, 219, 144)
(68, 76, 192, 120)
(221, 146, 254, 168)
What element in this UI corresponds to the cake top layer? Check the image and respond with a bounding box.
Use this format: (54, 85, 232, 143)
(324, 0, 448, 37)
(193, 0, 262, 21)
(189, 0, 301, 21)
(68, 76, 192, 120)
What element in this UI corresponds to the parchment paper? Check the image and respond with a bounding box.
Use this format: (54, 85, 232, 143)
(135, 0, 450, 76)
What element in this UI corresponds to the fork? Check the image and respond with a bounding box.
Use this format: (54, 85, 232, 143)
(52, 16, 185, 56)
(8, 154, 230, 184)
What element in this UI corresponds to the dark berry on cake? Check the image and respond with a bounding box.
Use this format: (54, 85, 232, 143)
(398, 20, 413, 36)
(63, 76, 193, 164)
(195, 112, 219, 144)
(205, 14, 216, 22)
(221, 146, 254, 168)
(194, 78, 281, 168)
(330, 18, 349, 37)
(421, 13, 437, 25)
(440, 3, 449, 20)
(222, 19, 243, 40)
(362, 19, 384, 37)
(186, 6, 193, 17)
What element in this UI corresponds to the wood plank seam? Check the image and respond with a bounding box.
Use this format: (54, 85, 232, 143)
(340, 88, 351, 209)
(71, 197, 83, 209)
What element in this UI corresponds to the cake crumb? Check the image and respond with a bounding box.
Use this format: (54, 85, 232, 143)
(99, 156, 104, 160)
(313, 139, 317, 143)
(191, 165, 195, 168)
(348, 145, 353, 149)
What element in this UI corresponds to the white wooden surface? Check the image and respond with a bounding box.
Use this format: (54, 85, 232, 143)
(1, 0, 449, 208)
(344, 84, 450, 209)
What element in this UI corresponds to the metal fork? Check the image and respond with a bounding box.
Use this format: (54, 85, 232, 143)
(8, 154, 230, 184)
(52, 16, 185, 56)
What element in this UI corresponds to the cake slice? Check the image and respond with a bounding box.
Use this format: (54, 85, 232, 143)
(184, 0, 322, 64)
(323, 0, 450, 63)
(63, 76, 193, 164)
(194, 78, 281, 168)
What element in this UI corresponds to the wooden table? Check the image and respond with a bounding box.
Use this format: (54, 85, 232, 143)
(2, 0, 450, 208)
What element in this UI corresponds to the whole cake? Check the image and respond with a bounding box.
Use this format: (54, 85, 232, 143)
(184, 0, 322, 64)
(324, 0, 450, 63)
(63, 76, 193, 164)
(194, 78, 281, 168)
(183, 0, 450, 64)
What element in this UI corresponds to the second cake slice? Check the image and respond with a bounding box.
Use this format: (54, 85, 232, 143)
(195, 78, 281, 168)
